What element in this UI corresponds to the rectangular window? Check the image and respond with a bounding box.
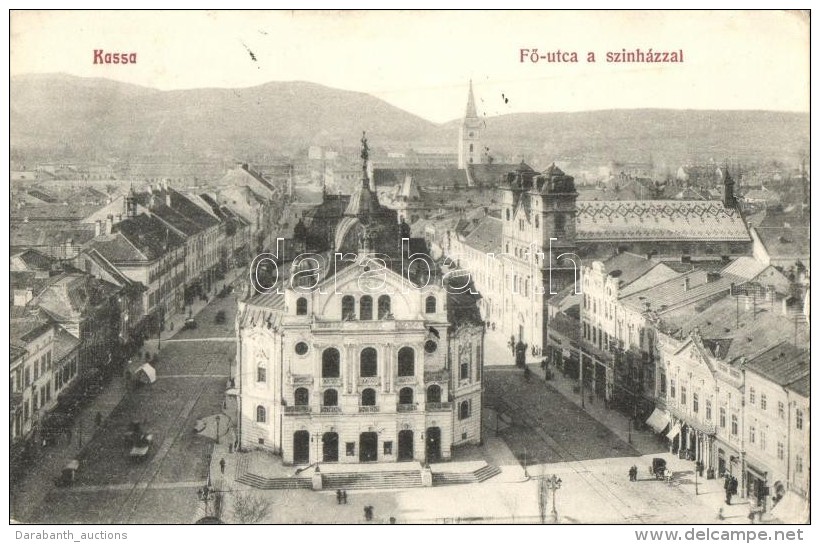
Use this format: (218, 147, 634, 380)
(719, 407, 726, 428)
(693, 393, 699, 413)
(796, 409, 803, 430)
(670, 379, 676, 399)
(460, 362, 469, 381)
(33, 363, 39, 381)
(777, 442, 784, 460)
(778, 402, 785, 419)
(795, 456, 803, 473)
(346, 442, 356, 456)
(731, 414, 738, 436)
(760, 393, 767, 411)
(681, 386, 687, 407)
(759, 429, 766, 450)
(257, 366, 266, 383)
(383, 441, 393, 455)
(749, 387, 755, 405)
(706, 400, 712, 421)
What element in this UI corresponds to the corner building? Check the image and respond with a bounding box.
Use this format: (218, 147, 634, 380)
(236, 135, 484, 465)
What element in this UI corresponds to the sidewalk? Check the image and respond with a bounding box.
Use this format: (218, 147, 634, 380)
(11, 374, 128, 521)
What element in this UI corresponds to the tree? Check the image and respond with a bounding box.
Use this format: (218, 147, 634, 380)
(231, 491, 272, 524)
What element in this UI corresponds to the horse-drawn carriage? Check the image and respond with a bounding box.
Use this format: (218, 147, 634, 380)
(649, 457, 668, 480)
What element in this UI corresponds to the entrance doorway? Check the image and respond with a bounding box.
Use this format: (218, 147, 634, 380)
(398, 430, 414, 461)
(322, 432, 339, 462)
(359, 432, 378, 462)
(425, 427, 441, 463)
(293, 431, 310, 465)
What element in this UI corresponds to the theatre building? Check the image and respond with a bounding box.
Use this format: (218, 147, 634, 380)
(234, 135, 485, 465)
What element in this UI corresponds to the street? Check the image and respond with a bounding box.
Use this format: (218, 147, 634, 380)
(17, 293, 239, 524)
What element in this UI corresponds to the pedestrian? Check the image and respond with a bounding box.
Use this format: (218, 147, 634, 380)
(219, 458, 226, 475)
(95, 412, 103, 427)
(342, 490, 348, 504)
(627, 467, 632, 482)
(364, 505, 373, 521)
(336, 489, 342, 505)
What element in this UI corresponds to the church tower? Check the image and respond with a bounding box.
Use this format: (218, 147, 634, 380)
(458, 80, 482, 169)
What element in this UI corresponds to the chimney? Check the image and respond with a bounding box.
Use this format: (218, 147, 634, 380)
(166, 192, 172, 207)
(706, 272, 721, 283)
(95, 219, 102, 237)
(105, 216, 113, 235)
(683, 277, 691, 291)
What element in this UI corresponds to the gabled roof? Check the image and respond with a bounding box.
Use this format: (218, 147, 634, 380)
(461, 216, 503, 253)
(92, 213, 185, 263)
(53, 327, 80, 361)
(10, 248, 56, 271)
(467, 163, 521, 187)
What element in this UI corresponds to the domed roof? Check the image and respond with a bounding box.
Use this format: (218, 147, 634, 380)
(543, 162, 565, 177)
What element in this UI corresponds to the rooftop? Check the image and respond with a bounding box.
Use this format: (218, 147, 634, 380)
(745, 341, 809, 389)
(576, 200, 750, 242)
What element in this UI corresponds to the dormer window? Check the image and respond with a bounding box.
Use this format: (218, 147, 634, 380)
(296, 297, 308, 316)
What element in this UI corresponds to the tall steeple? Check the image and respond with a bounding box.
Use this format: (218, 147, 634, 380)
(465, 79, 478, 119)
(459, 80, 482, 170)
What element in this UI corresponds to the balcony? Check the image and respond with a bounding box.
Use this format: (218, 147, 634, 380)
(424, 369, 450, 383)
(288, 374, 314, 386)
(425, 402, 452, 412)
(395, 375, 416, 385)
(320, 406, 342, 414)
(358, 405, 380, 413)
(321, 377, 342, 387)
(397, 403, 418, 412)
(284, 405, 311, 415)
(312, 318, 426, 333)
(358, 377, 380, 386)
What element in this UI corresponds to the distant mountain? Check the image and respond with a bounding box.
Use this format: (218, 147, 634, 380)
(10, 74, 437, 160)
(11, 74, 809, 168)
(435, 109, 809, 167)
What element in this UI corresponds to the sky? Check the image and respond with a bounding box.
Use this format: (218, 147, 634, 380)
(9, 10, 810, 123)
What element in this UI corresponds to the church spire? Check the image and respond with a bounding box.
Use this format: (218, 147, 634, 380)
(465, 79, 478, 119)
(360, 131, 370, 190)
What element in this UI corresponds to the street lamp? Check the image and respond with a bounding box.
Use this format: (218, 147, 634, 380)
(215, 415, 221, 444)
(545, 474, 563, 523)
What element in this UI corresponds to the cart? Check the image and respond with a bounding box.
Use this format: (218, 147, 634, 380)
(55, 459, 80, 487)
(649, 457, 667, 480)
(129, 433, 154, 461)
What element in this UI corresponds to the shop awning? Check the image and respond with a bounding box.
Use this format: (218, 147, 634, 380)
(666, 423, 682, 441)
(135, 363, 157, 384)
(645, 408, 671, 434)
(770, 491, 809, 524)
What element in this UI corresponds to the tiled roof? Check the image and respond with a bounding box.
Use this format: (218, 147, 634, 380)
(461, 216, 503, 253)
(576, 200, 750, 242)
(746, 342, 809, 388)
(721, 256, 768, 281)
(82, 248, 136, 287)
(786, 375, 809, 398)
(53, 327, 80, 361)
(10, 248, 56, 271)
(10, 221, 97, 249)
(114, 214, 186, 260)
(753, 226, 810, 260)
(34, 273, 120, 321)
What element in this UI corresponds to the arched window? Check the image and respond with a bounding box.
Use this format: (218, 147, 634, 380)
(397, 347, 414, 377)
(256, 361, 267, 383)
(426, 384, 441, 403)
(342, 295, 355, 320)
(294, 387, 309, 406)
(322, 348, 340, 378)
(256, 405, 266, 423)
(360, 295, 373, 320)
(535, 216, 540, 228)
(459, 400, 470, 420)
(360, 347, 378, 377)
(361, 388, 376, 406)
(399, 387, 414, 405)
(425, 296, 437, 314)
(296, 297, 308, 316)
(505, 242, 510, 253)
(323, 389, 338, 407)
(378, 295, 391, 319)
(469, 143, 474, 152)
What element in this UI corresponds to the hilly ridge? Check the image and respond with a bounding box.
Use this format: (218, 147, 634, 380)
(11, 74, 809, 166)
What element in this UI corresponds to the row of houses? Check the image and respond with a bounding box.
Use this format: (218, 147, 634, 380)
(545, 252, 809, 523)
(9, 165, 287, 469)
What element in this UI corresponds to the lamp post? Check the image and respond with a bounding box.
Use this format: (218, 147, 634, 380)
(215, 415, 221, 444)
(545, 474, 562, 523)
